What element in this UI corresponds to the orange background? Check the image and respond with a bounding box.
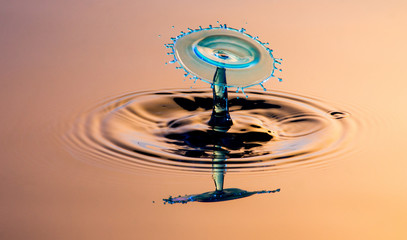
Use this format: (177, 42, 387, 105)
(1, 0, 407, 239)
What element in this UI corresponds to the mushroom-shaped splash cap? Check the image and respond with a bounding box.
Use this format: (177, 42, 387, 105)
(170, 26, 279, 88)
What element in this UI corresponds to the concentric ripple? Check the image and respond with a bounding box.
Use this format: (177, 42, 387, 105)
(64, 89, 355, 174)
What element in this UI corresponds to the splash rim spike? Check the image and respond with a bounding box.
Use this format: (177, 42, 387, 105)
(166, 24, 282, 90)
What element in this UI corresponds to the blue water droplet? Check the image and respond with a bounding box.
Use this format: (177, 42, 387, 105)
(278, 78, 283, 82)
(260, 83, 267, 91)
(172, 26, 174, 28)
(209, 25, 213, 29)
(241, 88, 248, 98)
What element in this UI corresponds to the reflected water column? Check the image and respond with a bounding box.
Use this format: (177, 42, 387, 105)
(212, 142, 228, 192)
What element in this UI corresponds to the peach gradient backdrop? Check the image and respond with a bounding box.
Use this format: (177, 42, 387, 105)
(1, 0, 407, 239)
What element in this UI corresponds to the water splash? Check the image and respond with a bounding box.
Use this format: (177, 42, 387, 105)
(165, 24, 282, 89)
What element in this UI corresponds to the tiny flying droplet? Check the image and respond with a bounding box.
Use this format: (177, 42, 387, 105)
(260, 83, 267, 91)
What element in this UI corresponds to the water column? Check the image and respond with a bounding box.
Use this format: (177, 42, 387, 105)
(208, 67, 233, 127)
(209, 67, 232, 192)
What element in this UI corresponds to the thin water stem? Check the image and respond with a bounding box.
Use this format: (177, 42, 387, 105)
(208, 67, 233, 128)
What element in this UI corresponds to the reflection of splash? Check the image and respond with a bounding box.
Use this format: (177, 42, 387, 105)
(163, 188, 280, 204)
(163, 147, 281, 204)
(163, 117, 280, 205)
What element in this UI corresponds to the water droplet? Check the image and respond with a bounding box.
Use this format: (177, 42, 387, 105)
(241, 88, 248, 98)
(168, 24, 282, 89)
(260, 83, 267, 91)
(158, 35, 161, 37)
(172, 26, 175, 28)
(278, 78, 283, 82)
